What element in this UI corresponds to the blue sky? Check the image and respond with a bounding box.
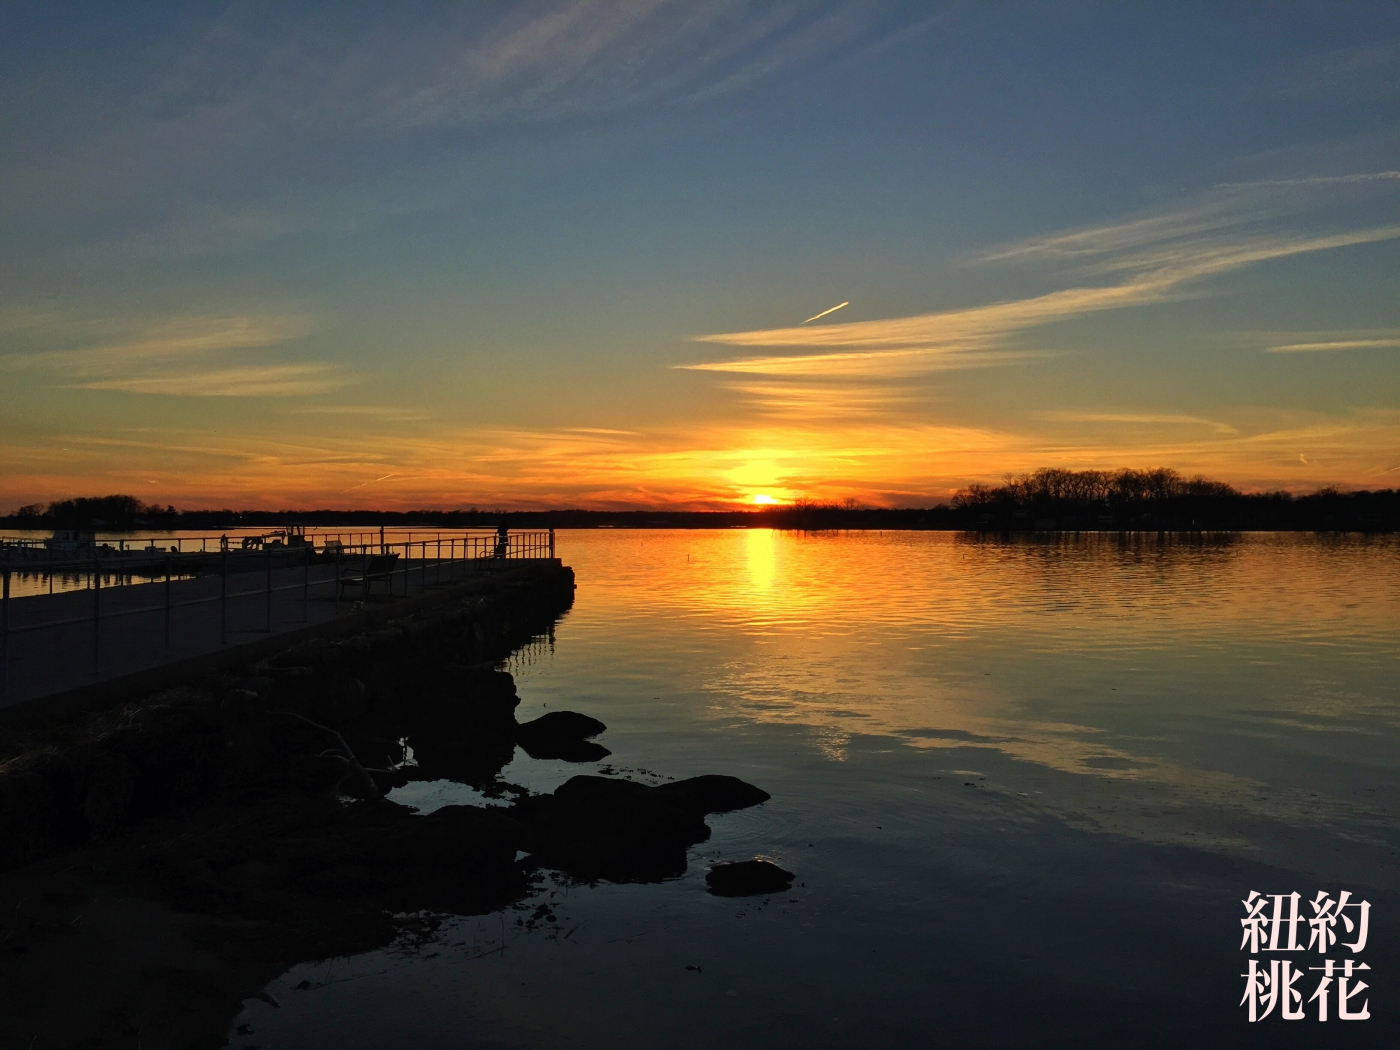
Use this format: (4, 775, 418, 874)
(2, 2, 1398, 509)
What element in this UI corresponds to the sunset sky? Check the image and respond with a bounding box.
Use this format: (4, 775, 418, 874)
(3, 2, 1399, 511)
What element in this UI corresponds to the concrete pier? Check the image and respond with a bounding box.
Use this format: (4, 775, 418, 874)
(0, 558, 565, 714)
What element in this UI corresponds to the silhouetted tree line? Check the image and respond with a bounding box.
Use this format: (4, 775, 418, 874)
(10, 495, 179, 530)
(953, 467, 1236, 510)
(947, 468, 1397, 531)
(3, 473, 1397, 531)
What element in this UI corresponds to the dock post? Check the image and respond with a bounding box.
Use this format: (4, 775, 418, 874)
(379, 525, 385, 556)
(220, 548, 228, 645)
(164, 554, 172, 654)
(302, 546, 309, 622)
(335, 547, 342, 613)
(265, 546, 273, 631)
(92, 555, 101, 674)
(2, 564, 10, 705)
(549, 528, 555, 559)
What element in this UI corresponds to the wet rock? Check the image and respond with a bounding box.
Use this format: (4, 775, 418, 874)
(411, 666, 520, 735)
(517, 711, 605, 741)
(516, 711, 610, 761)
(705, 860, 794, 897)
(407, 733, 516, 787)
(654, 775, 771, 814)
(551, 775, 657, 805)
(511, 774, 771, 883)
(513, 776, 710, 882)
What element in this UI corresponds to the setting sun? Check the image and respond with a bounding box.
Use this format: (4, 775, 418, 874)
(750, 494, 779, 505)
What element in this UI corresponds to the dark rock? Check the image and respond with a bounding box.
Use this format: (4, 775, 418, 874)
(654, 775, 770, 814)
(517, 711, 605, 741)
(516, 711, 610, 761)
(404, 734, 515, 788)
(705, 860, 794, 897)
(513, 775, 710, 882)
(410, 667, 520, 736)
(551, 775, 651, 805)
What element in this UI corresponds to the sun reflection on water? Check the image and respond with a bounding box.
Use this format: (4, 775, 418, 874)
(546, 529, 1400, 854)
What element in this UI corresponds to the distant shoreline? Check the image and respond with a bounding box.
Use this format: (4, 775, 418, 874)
(7, 472, 1396, 534)
(3, 501, 1397, 535)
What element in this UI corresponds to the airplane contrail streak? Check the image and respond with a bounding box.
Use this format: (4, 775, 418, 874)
(801, 301, 849, 325)
(345, 472, 400, 491)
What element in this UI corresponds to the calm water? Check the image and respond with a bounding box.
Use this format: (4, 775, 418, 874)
(236, 530, 1400, 1048)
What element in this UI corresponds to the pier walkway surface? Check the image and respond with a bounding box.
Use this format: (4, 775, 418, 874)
(0, 557, 549, 712)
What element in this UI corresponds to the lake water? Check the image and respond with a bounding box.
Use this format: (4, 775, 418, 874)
(235, 530, 1400, 1047)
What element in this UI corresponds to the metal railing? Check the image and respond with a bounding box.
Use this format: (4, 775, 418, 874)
(0, 529, 556, 705)
(0, 526, 556, 558)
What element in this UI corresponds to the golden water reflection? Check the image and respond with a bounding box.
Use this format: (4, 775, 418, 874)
(554, 530, 1400, 862)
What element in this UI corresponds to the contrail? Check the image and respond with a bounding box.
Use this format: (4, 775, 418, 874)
(345, 472, 400, 491)
(801, 301, 849, 325)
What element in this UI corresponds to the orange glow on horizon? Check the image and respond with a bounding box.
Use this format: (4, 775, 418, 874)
(3, 409, 1398, 513)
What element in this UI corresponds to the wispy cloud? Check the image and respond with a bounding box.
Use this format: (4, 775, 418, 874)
(2, 315, 313, 373)
(0, 314, 340, 397)
(78, 363, 341, 398)
(693, 282, 1156, 352)
(3, 3, 930, 268)
(1037, 412, 1238, 435)
(687, 178, 1400, 382)
(1267, 336, 1400, 353)
(684, 346, 1044, 377)
(721, 380, 927, 421)
(1219, 171, 1400, 189)
(296, 404, 432, 421)
(152, 2, 914, 135)
(685, 225, 1400, 376)
(984, 171, 1400, 270)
